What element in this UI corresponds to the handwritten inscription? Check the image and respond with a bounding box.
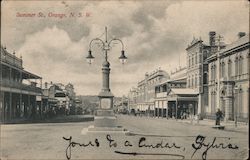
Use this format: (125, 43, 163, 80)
(63, 136, 100, 160)
(62, 134, 239, 160)
(139, 137, 181, 149)
(191, 135, 238, 160)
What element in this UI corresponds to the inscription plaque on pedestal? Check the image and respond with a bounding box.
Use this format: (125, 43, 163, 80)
(100, 98, 111, 109)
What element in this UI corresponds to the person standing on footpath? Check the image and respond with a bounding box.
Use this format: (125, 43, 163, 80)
(215, 108, 223, 125)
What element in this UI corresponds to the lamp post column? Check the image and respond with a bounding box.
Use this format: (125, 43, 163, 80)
(102, 51, 111, 93)
(95, 49, 116, 128)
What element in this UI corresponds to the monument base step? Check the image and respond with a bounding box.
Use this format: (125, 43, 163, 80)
(94, 116, 117, 127)
(96, 110, 115, 116)
(212, 125, 225, 130)
(81, 125, 129, 135)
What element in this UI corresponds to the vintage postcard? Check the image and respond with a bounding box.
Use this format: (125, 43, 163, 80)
(0, 0, 249, 159)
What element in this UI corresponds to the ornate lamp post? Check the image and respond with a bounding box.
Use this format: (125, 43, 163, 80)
(86, 27, 127, 129)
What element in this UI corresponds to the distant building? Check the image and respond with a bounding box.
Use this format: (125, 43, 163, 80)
(49, 83, 70, 114)
(41, 82, 58, 116)
(65, 83, 76, 114)
(135, 68, 170, 116)
(74, 97, 82, 114)
(207, 33, 249, 122)
(154, 67, 193, 119)
(114, 96, 128, 114)
(127, 87, 138, 114)
(0, 45, 42, 122)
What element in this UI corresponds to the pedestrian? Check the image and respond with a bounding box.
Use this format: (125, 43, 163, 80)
(215, 108, 223, 125)
(183, 112, 187, 119)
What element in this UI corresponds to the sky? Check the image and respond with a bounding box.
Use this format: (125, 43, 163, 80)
(1, 0, 249, 96)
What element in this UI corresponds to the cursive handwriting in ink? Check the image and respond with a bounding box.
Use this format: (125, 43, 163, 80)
(138, 137, 181, 149)
(62, 136, 100, 160)
(124, 140, 133, 147)
(106, 134, 117, 147)
(191, 135, 239, 160)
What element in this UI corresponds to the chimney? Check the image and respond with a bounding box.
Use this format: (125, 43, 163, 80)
(238, 32, 246, 38)
(209, 31, 216, 46)
(45, 82, 48, 89)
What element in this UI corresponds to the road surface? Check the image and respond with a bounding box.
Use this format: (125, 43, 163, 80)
(1, 115, 248, 159)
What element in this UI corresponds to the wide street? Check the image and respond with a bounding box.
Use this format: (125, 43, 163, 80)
(1, 115, 248, 160)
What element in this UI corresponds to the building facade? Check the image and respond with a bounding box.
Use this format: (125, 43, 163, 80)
(186, 32, 225, 119)
(127, 87, 138, 115)
(154, 67, 199, 119)
(135, 68, 170, 116)
(0, 46, 42, 122)
(207, 33, 249, 122)
(65, 83, 76, 114)
(127, 31, 249, 123)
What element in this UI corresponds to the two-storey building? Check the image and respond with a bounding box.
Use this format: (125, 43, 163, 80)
(136, 68, 170, 116)
(185, 31, 225, 119)
(207, 33, 249, 122)
(154, 67, 199, 119)
(0, 46, 42, 122)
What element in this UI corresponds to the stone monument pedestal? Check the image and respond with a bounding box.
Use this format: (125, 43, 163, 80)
(94, 110, 117, 127)
(87, 109, 124, 132)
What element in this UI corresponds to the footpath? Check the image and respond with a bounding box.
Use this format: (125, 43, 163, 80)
(120, 114, 248, 133)
(2, 115, 94, 124)
(176, 117, 248, 133)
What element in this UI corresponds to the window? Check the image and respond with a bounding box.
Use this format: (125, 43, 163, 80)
(193, 75, 195, 87)
(163, 85, 167, 92)
(228, 59, 232, 78)
(213, 91, 217, 113)
(211, 90, 217, 113)
(235, 57, 239, 76)
(188, 56, 191, 67)
(239, 56, 243, 75)
(238, 88, 243, 117)
(189, 76, 191, 87)
(192, 55, 194, 66)
(195, 74, 197, 87)
(221, 61, 225, 78)
(211, 64, 216, 81)
(155, 86, 160, 93)
(210, 65, 214, 80)
(55, 92, 66, 97)
(191, 77, 193, 87)
(214, 64, 217, 80)
(203, 72, 208, 84)
(195, 52, 198, 64)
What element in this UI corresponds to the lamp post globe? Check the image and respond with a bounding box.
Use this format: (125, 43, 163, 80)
(86, 50, 95, 64)
(119, 50, 128, 64)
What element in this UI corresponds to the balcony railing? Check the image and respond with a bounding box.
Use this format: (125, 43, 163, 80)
(231, 74, 249, 81)
(155, 92, 167, 98)
(0, 78, 41, 93)
(1, 52, 22, 68)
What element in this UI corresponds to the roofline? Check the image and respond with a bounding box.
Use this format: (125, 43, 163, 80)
(23, 69, 42, 79)
(186, 40, 203, 50)
(218, 42, 249, 57)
